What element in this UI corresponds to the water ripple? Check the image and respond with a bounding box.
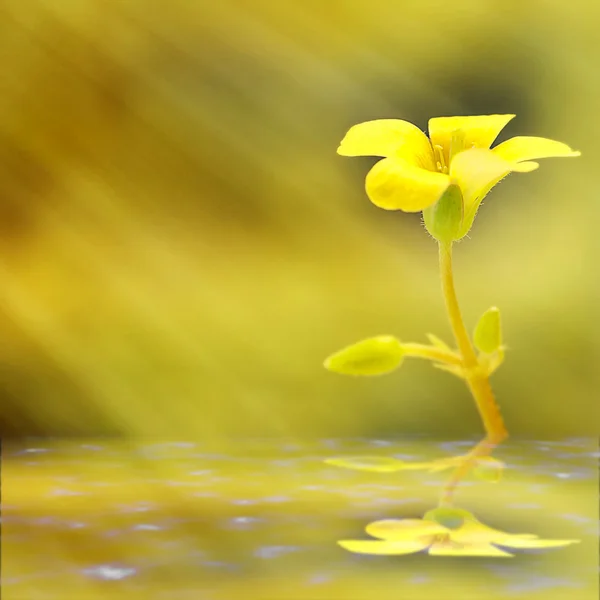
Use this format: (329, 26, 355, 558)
(82, 564, 137, 581)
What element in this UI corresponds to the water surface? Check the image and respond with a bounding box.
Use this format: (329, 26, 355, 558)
(3, 438, 598, 599)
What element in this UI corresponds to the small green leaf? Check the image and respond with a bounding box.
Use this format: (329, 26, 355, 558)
(426, 333, 451, 351)
(473, 457, 505, 483)
(473, 307, 502, 354)
(324, 456, 407, 472)
(324, 335, 404, 376)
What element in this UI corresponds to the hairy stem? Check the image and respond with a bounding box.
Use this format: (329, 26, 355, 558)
(438, 242, 508, 506)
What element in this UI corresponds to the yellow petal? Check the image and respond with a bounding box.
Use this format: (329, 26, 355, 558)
(493, 536, 580, 549)
(450, 148, 539, 238)
(429, 115, 515, 165)
(337, 119, 436, 169)
(450, 148, 537, 211)
(451, 519, 538, 545)
(366, 519, 448, 541)
(365, 158, 450, 212)
(324, 456, 407, 473)
(492, 136, 581, 163)
(429, 541, 514, 557)
(338, 539, 430, 555)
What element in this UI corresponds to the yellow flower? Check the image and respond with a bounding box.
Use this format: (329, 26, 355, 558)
(337, 115, 580, 238)
(338, 507, 579, 558)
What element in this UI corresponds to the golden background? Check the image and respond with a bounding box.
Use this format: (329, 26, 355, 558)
(0, 0, 596, 439)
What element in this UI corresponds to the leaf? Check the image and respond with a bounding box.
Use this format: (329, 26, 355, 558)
(473, 307, 502, 354)
(426, 333, 451, 351)
(473, 457, 505, 483)
(324, 335, 404, 376)
(324, 456, 408, 472)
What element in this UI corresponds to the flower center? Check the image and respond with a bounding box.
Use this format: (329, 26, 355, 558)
(433, 144, 448, 174)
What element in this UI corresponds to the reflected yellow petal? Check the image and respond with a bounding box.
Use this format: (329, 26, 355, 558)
(450, 148, 537, 211)
(366, 519, 448, 541)
(429, 541, 514, 557)
(338, 539, 430, 555)
(493, 537, 580, 549)
(492, 136, 581, 162)
(429, 115, 515, 164)
(365, 158, 450, 212)
(337, 119, 436, 169)
(451, 519, 538, 544)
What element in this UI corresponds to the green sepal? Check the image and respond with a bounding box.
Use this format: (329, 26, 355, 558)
(423, 507, 474, 529)
(423, 184, 464, 243)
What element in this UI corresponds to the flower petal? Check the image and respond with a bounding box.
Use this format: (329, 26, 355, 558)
(492, 136, 580, 163)
(338, 539, 430, 555)
(429, 541, 514, 557)
(450, 148, 537, 209)
(429, 115, 515, 164)
(337, 119, 436, 169)
(450, 519, 538, 545)
(365, 158, 450, 212)
(493, 536, 580, 550)
(366, 519, 448, 541)
(324, 456, 408, 473)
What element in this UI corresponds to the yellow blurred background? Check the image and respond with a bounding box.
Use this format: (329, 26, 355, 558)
(0, 0, 596, 439)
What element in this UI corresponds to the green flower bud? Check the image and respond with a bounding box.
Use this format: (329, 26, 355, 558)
(324, 335, 404, 376)
(423, 184, 464, 243)
(473, 307, 502, 354)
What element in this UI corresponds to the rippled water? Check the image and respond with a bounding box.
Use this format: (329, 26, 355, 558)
(3, 438, 599, 599)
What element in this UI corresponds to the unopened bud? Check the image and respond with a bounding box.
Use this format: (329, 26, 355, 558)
(474, 307, 502, 354)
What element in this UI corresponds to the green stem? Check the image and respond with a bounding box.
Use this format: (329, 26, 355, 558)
(401, 343, 462, 366)
(437, 242, 508, 506)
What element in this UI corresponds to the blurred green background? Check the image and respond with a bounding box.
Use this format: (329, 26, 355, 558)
(0, 0, 596, 439)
